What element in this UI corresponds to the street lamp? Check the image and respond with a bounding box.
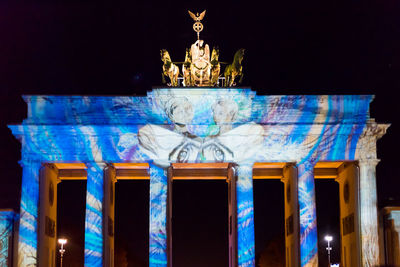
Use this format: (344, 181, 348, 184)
(325, 235, 333, 267)
(58, 238, 67, 267)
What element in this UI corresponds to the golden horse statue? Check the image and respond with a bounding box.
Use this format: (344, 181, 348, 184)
(210, 46, 220, 86)
(161, 49, 179, 86)
(224, 48, 245, 87)
(182, 48, 192, 86)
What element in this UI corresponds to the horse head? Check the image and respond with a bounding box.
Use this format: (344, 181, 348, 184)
(184, 48, 192, 63)
(160, 49, 171, 63)
(234, 48, 245, 64)
(211, 46, 220, 61)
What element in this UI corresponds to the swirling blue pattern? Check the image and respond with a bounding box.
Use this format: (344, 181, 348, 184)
(84, 163, 105, 267)
(237, 165, 255, 266)
(149, 163, 168, 266)
(16, 160, 41, 266)
(297, 162, 318, 266)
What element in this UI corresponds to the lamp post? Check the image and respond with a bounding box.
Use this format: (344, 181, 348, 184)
(325, 235, 333, 267)
(58, 238, 67, 267)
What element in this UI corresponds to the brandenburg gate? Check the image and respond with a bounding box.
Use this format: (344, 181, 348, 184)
(8, 89, 388, 267)
(5, 10, 390, 267)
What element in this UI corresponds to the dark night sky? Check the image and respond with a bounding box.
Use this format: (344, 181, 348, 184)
(0, 0, 399, 265)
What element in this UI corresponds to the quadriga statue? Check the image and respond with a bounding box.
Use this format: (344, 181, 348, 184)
(160, 10, 245, 87)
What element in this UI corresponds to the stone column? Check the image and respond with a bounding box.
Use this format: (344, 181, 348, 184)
(236, 164, 255, 267)
(335, 162, 361, 267)
(84, 162, 106, 267)
(16, 159, 42, 267)
(103, 165, 117, 267)
(38, 163, 60, 267)
(389, 211, 400, 266)
(227, 164, 238, 267)
(281, 163, 300, 267)
(358, 159, 380, 267)
(297, 161, 318, 267)
(392, 217, 400, 265)
(149, 163, 168, 267)
(391, 213, 400, 266)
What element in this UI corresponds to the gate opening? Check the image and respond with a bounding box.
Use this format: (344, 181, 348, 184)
(314, 161, 360, 267)
(253, 163, 298, 267)
(253, 179, 285, 266)
(114, 180, 149, 267)
(55, 164, 87, 267)
(315, 178, 340, 265)
(172, 180, 228, 267)
(169, 163, 236, 267)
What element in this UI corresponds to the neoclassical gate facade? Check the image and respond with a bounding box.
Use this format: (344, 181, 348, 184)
(8, 88, 388, 267)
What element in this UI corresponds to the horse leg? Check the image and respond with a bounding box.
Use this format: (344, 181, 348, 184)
(239, 72, 244, 84)
(161, 72, 166, 84)
(172, 73, 178, 87)
(229, 74, 235, 87)
(227, 75, 232, 87)
(231, 74, 236, 86)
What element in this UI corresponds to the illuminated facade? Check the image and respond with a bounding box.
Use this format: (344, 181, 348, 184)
(0, 209, 16, 267)
(381, 207, 400, 266)
(7, 88, 389, 267)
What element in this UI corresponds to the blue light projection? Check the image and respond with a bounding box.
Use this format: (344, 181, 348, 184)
(84, 163, 105, 267)
(237, 165, 255, 266)
(149, 163, 168, 266)
(0, 210, 16, 267)
(8, 89, 373, 267)
(16, 160, 41, 266)
(297, 162, 318, 266)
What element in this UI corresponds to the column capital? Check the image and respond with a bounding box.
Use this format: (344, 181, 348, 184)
(280, 163, 296, 183)
(361, 122, 390, 140)
(85, 161, 107, 167)
(84, 162, 108, 171)
(383, 208, 400, 230)
(297, 158, 317, 168)
(237, 163, 253, 171)
(104, 163, 118, 183)
(358, 158, 380, 168)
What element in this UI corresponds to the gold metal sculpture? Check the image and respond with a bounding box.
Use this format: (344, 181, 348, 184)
(160, 10, 245, 87)
(224, 49, 245, 87)
(190, 39, 211, 86)
(161, 49, 179, 87)
(182, 48, 192, 86)
(188, 10, 206, 41)
(210, 46, 220, 86)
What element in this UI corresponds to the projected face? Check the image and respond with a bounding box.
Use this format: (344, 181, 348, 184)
(211, 99, 239, 135)
(165, 97, 194, 126)
(212, 99, 238, 125)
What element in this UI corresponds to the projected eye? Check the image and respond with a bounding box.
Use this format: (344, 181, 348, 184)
(213, 146, 225, 162)
(202, 140, 233, 162)
(169, 140, 200, 163)
(178, 149, 188, 162)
